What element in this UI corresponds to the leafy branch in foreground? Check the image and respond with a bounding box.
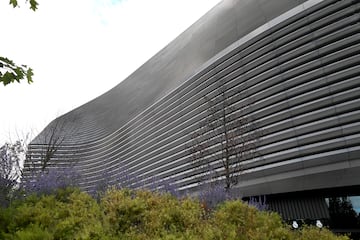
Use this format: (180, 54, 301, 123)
(0, 57, 34, 86)
(9, 0, 38, 11)
(0, 0, 38, 86)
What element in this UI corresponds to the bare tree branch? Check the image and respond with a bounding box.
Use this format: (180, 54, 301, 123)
(25, 116, 77, 173)
(188, 81, 261, 191)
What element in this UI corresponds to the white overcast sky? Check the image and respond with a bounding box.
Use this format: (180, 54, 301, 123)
(0, 0, 221, 145)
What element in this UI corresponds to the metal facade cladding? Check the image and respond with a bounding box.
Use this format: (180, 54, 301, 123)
(27, 0, 360, 198)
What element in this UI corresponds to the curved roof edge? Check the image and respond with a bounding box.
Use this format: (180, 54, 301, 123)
(33, 0, 307, 144)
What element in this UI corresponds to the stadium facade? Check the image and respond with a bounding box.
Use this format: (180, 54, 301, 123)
(27, 0, 360, 227)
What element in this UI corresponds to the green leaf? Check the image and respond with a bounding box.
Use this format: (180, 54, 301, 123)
(0, 56, 34, 86)
(26, 68, 34, 83)
(29, 0, 38, 11)
(8, 0, 38, 11)
(0, 56, 15, 66)
(1, 72, 16, 86)
(1, 1, 38, 86)
(14, 67, 25, 80)
(9, 0, 18, 8)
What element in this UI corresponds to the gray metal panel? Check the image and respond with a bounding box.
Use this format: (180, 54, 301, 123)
(32, 0, 306, 144)
(26, 0, 360, 198)
(268, 197, 330, 220)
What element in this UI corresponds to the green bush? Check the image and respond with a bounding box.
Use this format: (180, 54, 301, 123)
(11, 224, 52, 240)
(100, 188, 206, 239)
(209, 200, 292, 240)
(293, 226, 350, 240)
(1, 188, 105, 240)
(0, 188, 350, 240)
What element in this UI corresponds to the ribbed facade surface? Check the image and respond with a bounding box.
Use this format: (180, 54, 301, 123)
(27, 0, 360, 197)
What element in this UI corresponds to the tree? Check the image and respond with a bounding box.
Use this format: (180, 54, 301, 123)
(23, 116, 80, 194)
(26, 117, 75, 172)
(188, 81, 261, 191)
(0, 0, 38, 86)
(329, 197, 358, 229)
(0, 141, 26, 206)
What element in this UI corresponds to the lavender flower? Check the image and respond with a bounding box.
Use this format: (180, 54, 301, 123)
(22, 167, 80, 195)
(247, 196, 268, 211)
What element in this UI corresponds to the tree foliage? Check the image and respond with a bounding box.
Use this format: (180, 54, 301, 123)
(0, 188, 350, 240)
(9, 0, 38, 11)
(0, 141, 26, 207)
(0, 1, 38, 86)
(0, 57, 34, 86)
(328, 197, 359, 228)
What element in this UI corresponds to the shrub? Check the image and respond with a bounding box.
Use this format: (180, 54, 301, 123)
(0, 188, 350, 240)
(293, 226, 350, 240)
(1, 188, 105, 240)
(209, 200, 292, 240)
(100, 188, 147, 235)
(10, 224, 52, 240)
(100, 188, 205, 239)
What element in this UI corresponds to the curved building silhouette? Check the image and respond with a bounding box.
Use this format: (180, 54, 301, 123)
(27, 0, 360, 224)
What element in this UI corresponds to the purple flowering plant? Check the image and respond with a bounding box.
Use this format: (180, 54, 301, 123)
(22, 166, 80, 196)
